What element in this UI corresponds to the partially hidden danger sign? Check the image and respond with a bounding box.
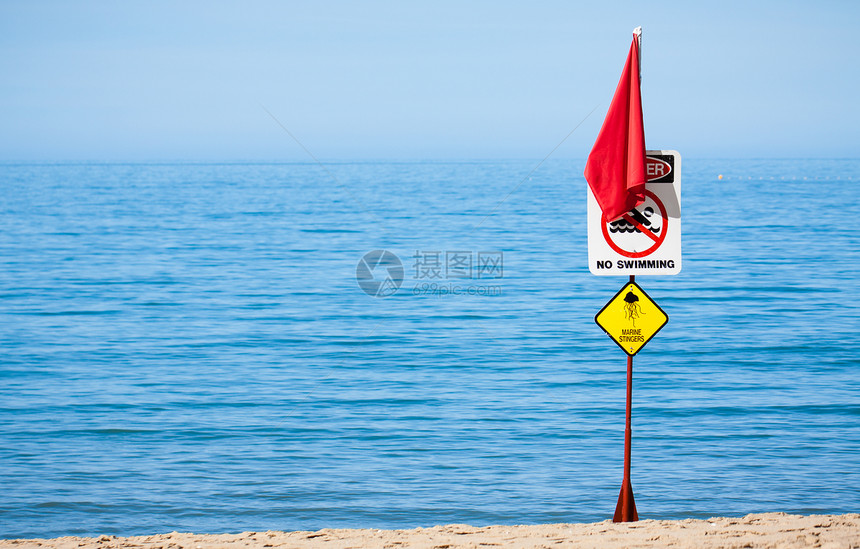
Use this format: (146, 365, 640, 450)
(595, 281, 668, 356)
(588, 150, 681, 276)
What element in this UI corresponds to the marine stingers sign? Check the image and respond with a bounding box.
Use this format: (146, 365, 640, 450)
(595, 281, 668, 356)
(588, 150, 682, 276)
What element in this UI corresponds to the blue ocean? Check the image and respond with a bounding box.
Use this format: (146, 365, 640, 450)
(1, 159, 858, 539)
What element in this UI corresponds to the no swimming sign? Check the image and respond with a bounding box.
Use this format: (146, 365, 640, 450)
(587, 150, 682, 276)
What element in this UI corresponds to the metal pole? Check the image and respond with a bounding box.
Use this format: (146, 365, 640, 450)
(614, 275, 639, 522)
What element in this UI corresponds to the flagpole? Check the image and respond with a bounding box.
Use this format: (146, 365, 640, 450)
(614, 274, 639, 522)
(586, 25, 647, 524)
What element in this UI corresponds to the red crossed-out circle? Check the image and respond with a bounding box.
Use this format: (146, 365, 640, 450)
(601, 190, 668, 258)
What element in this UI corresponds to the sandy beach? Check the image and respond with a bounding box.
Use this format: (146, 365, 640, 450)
(3, 513, 858, 549)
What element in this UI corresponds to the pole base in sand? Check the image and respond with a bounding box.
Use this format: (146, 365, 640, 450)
(613, 478, 638, 522)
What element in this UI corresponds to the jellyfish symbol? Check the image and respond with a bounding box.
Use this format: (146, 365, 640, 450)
(623, 291, 644, 326)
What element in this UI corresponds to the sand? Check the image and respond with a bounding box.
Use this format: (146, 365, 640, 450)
(3, 513, 858, 549)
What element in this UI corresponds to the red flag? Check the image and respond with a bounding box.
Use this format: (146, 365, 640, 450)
(584, 30, 646, 223)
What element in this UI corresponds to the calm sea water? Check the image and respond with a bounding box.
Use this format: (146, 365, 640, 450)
(1, 159, 859, 539)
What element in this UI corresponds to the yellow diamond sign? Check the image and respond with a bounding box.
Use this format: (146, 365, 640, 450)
(595, 281, 668, 356)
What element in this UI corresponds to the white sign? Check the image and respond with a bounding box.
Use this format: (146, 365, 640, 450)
(588, 150, 681, 276)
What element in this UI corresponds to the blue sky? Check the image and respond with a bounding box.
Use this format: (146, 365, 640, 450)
(1, 1, 857, 161)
